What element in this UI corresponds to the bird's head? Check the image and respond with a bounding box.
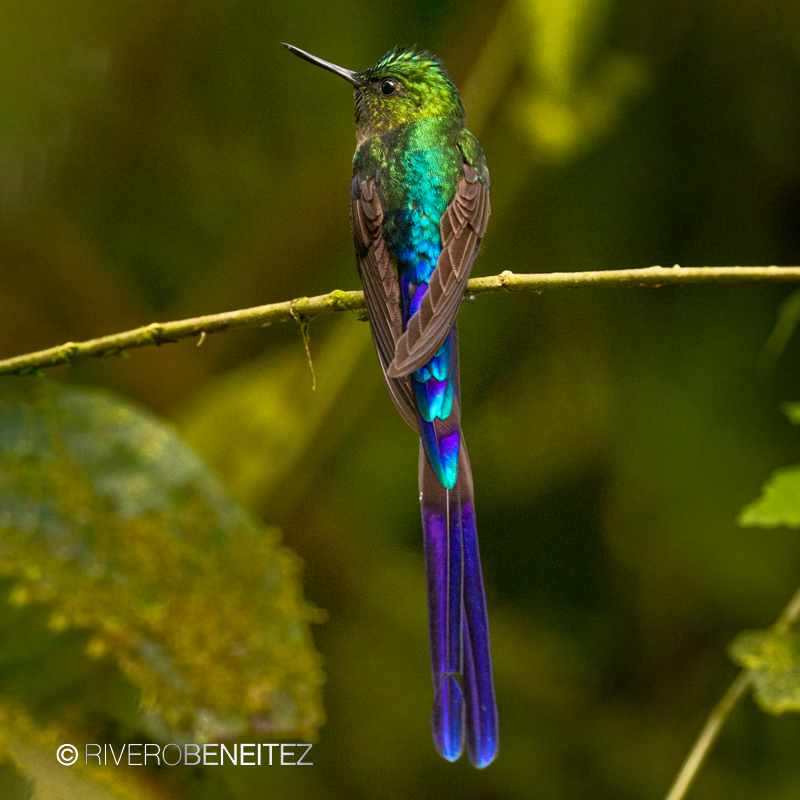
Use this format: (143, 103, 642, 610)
(283, 44, 465, 142)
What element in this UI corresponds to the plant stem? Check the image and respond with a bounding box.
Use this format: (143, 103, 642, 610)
(663, 583, 800, 800)
(663, 670, 751, 800)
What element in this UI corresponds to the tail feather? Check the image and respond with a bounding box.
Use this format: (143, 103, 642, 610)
(460, 485, 498, 766)
(420, 433, 498, 768)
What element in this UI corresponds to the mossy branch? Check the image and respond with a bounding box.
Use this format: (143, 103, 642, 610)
(2, 265, 800, 376)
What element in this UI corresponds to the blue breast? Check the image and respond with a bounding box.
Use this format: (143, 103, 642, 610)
(383, 149, 459, 489)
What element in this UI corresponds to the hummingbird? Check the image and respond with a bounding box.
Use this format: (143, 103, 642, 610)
(283, 42, 497, 768)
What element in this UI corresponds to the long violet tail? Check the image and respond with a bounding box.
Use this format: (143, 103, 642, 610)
(419, 431, 498, 768)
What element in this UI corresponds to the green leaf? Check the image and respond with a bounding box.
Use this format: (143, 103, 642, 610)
(179, 316, 371, 512)
(783, 402, 800, 427)
(738, 465, 800, 527)
(0, 377, 324, 748)
(739, 403, 800, 527)
(729, 629, 800, 713)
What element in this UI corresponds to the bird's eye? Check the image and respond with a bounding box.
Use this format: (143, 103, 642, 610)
(380, 78, 399, 96)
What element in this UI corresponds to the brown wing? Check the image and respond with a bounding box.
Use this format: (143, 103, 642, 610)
(386, 162, 490, 378)
(351, 176, 419, 430)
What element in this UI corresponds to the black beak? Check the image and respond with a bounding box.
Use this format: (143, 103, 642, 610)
(282, 43, 363, 87)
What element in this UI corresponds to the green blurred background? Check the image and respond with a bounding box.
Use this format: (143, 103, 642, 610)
(3, 0, 800, 797)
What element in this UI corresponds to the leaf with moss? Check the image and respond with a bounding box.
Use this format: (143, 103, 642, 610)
(0, 377, 324, 753)
(729, 629, 800, 713)
(0, 695, 162, 800)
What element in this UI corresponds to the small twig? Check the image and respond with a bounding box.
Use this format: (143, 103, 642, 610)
(2, 266, 800, 377)
(663, 671, 751, 800)
(773, 584, 800, 635)
(663, 584, 800, 800)
(290, 301, 317, 390)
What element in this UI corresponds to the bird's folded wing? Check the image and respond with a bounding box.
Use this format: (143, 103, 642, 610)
(387, 162, 490, 379)
(351, 176, 419, 430)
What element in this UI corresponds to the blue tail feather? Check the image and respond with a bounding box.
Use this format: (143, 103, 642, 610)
(460, 490, 498, 768)
(420, 433, 498, 768)
(432, 675, 464, 761)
